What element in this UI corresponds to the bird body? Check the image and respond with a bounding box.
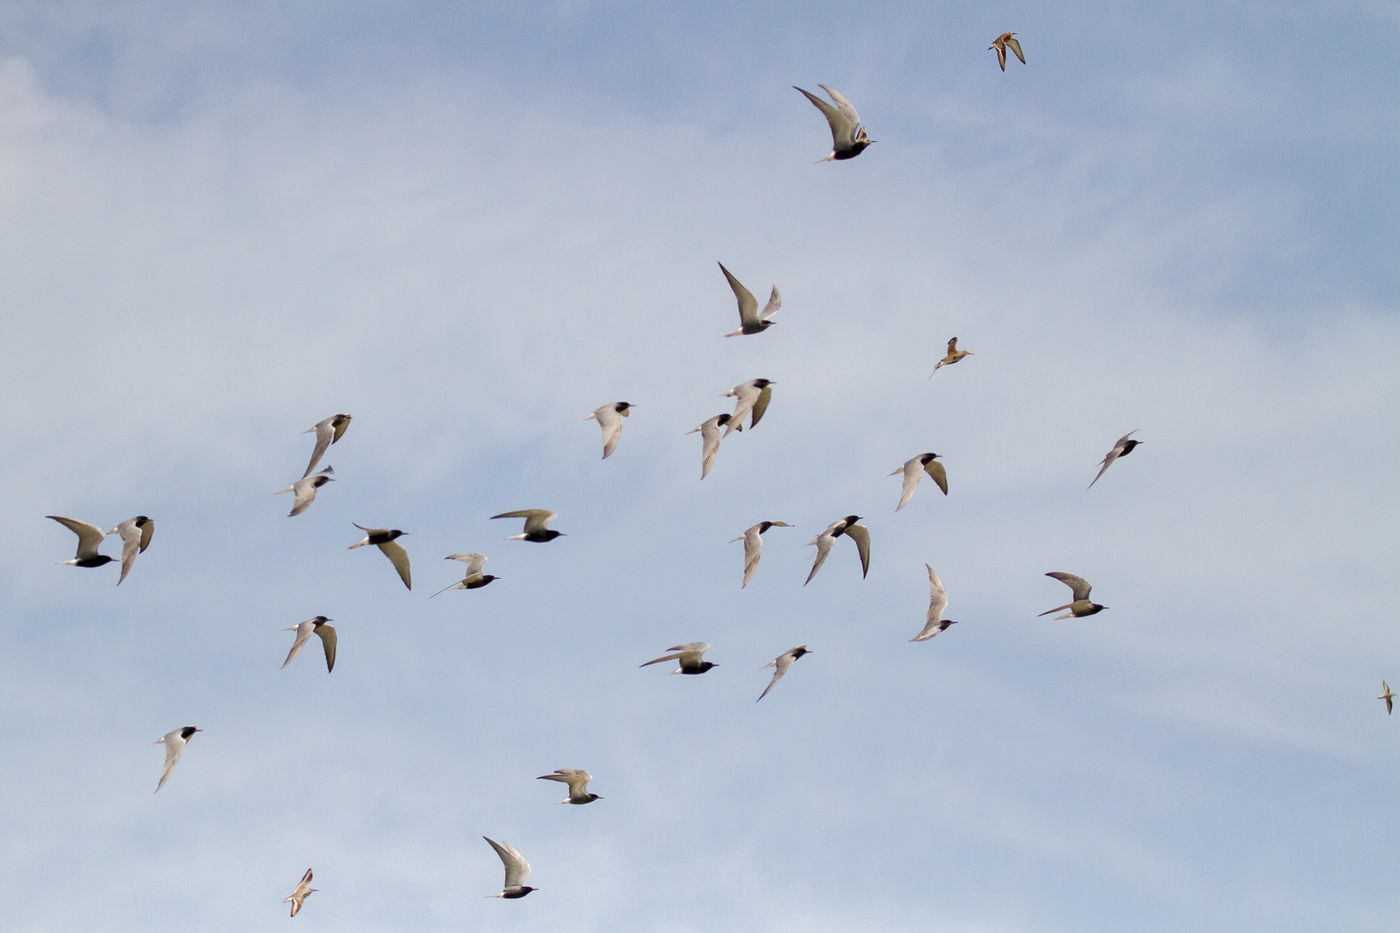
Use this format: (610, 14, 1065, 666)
(537, 768, 601, 804)
(731, 520, 792, 588)
(152, 725, 200, 793)
(1039, 572, 1106, 619)
(431, 553, 500, 597)
(722, 378, 775, 435)
(491, 509, 564, 542)
(483, 837, 536, 898)
(989, 32, 1026, 71)
(804, 515, 870, 585)
(687, 413, 735, 479)
(283, 868, 317, 917)
(281, 616, 337, 672)
(930, 337, 973, 375)
(890, 453, 948, 510)
(794, 84, 874, 161)
(47, 515, 116, 569)
(278, 467, 335, 517)
(911, 564, 958, 642)
(719, 262, 781, 336)
(757, 644, 810, 701)
(108, 515, 154, 584)
(303, 414, 351, 477)
(348, 523, 411, 589)
(1088, 430, 1142, 489)
(578, 402, 633, 459)
(640, 641, 717, 674)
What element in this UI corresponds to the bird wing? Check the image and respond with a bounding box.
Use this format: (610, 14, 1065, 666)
(1005, 35, 1025, 64)
(991, 40, 1008, 70)
(330, 414, 351, 444)
(1046, 571, 1092, 601)
(739, 528, 762, 588)
(926, 564, 948, 622)
(760, 285, 782, 321)
(671, 642, 711, 665)
(816, 84, 862, 142)
(757, 660, 789, 702)
(490, 509, 556, 533)
(720, 262, 759, 326)
(894, 459, 922, 510)
(749, 384, 773, 429)
(699, 418, 724, 479)
(49, 515, 106, 559)
(803, 528, 836, 585)
(281, 622, 313, 669)
(595, 406, 624, 459)
(724, 382, 759, 434)
(923, 458, 949, 496)
(794, 85, 851, 147)
(484, 837, 531, 888)
(843, 523, 872, 578)
(316, 623, 337, 673)
(446, 552, 488, 575)
(377, 539, 412, 590)
(303, 418, 335, 477)
(156, 734, 184, 793)
(288, 476, 318, 516)
(1087, 449, 1119, 489)
(112, 519, 145, 584)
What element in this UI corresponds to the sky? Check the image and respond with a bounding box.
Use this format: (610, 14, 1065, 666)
(1, 1, 1398, 930)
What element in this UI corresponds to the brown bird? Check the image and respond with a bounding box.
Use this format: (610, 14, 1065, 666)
(930, 337, 973, 375)
(1038, 572, 1106, 619)
(988, 32, 1025, 71)
(282, 868, 317, 917)
(1380, 681, 1395, 715)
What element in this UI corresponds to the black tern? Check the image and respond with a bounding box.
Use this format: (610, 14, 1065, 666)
(1039, 572, 1107, 619)
(910, 564, 958, 642)
(722, 378, 775, 435)
(890, 453, 948, 510)
(794, 84, 875, 161)
(152, 725, 200, 793)
(430, 552, 500, 597)
(303, 413, 351, 477)
(930, 337, 973, 375)
(108, 515, 154, 585)
(989, 32, 1026, 71)
(278, 467, 335, 517)
(483, 837, 536, 899)
(348, 523, 411, 589)
(804, 516, 870, 585)
(283, 868, 317, 917)
(47, 515, 116, 569)
(536, 769, 602, 805)
(1087, 430, 1142, 490)
(719, 262, 781, 336)
(640, 642, 718, 674)
(281, 616, 337, 672)
(578, 402, 634, 459)
(491, 509, 565, 542)
(730, 521, 793, 588)
(757, 644, 810, 701)
(686, 413, 736, 480)
(1381, 681, 1395, 715)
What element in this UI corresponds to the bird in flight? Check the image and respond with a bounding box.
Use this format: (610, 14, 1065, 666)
(152, 725, 201, 793)
(302, 413, 351, 478)
(431, 552, 500, 597)
(578, 402, 634, 459)
(640, 642, 718, 675)
(1039, 572, 1107, 619)
(281, 616, 337, 672)
(794, 84, 875, 161)
(890, 453, 948, 510)
(910, 565, 958, 642)
(719, 262, 781, 336)
(731, 520, 793, 588)
(804, 516, 870, 585)
(491, 509, 565, 542)
(47, 515, 116, 570)
(348, 523, 412, 589)
(930, 337, 973, 375)
(988, 32, 1026, 71)
(108, 515, 155, 585)
(722, 378, 775, 435)
(282, 868, 317, 917)
(483, 837, 536, 899)
(278, 467, 335, 517)
(1380, 681, 1395, 715)
(537, 769, 602, 805)
(1087, 430, 1142, 490)
(757, 644, 811, 702)
(687, 413, 736, 480)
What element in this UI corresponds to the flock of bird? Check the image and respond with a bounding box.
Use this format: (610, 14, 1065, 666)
(37, 31, 1392, 919)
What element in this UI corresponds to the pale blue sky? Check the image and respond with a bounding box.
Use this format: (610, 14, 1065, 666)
(1, 2, 1397, 930)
